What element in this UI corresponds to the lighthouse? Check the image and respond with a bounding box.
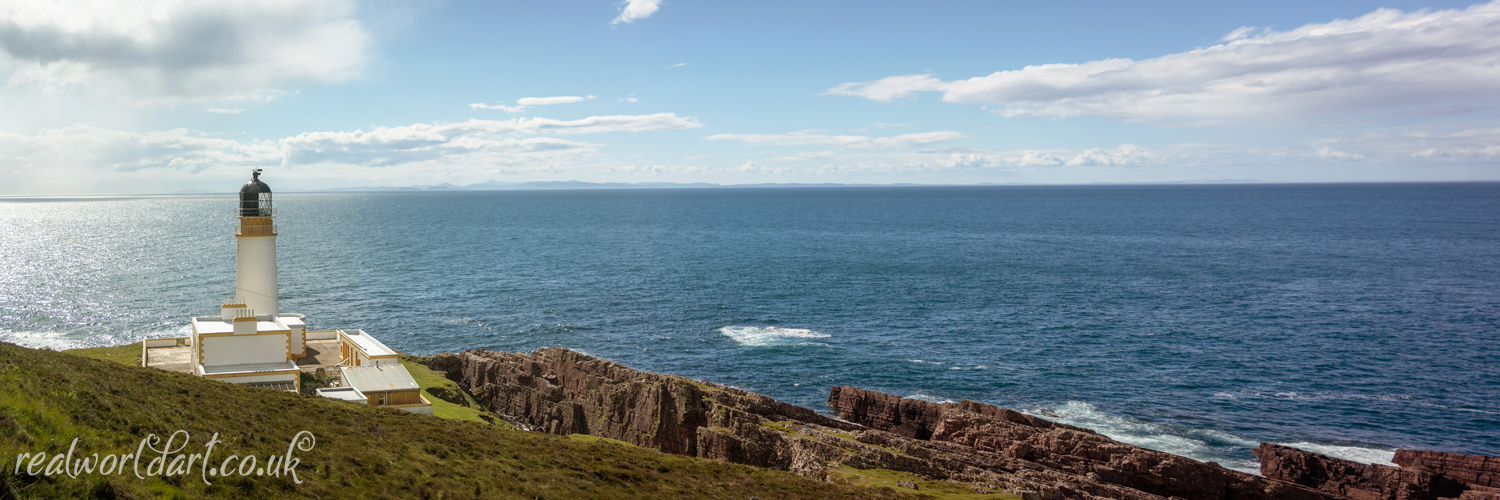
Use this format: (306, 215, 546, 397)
(236, 169, 278, 316)
(143, 169, 433, 413)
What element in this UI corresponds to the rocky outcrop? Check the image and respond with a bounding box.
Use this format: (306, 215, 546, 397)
(424, 348, 860, 455)
(1394, 450, 1500, 489)
(829, 387, 1332, 500)
(827, 386, 1089, 439)
(429, 348, 1349, 500)
(1254, 443, 1469, 500)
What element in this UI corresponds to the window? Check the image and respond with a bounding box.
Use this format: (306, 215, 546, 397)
(378, 393, 387, 406)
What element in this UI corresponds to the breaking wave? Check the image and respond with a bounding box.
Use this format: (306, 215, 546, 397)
(1027, 401, 1396, 474)
(718, 326, 829, 347)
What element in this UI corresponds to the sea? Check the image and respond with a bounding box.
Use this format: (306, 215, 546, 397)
(2, 183, 1497, 473)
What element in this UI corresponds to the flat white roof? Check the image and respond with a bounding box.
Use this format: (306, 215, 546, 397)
(315, 387, 368, 402)
(341, 329, 399, 357)
(200, 360, 299, 376)
(340, 365, 420, 393)
(278, 315, 306, 328)
(192, 315, 289, 335)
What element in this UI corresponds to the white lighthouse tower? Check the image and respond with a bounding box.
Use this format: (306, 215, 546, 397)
(143, 170, 434, 413)
(236, 169, 278, 315)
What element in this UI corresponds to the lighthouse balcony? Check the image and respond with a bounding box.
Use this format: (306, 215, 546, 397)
(236, 207, 275, 218)
(234, 223, 278, 236)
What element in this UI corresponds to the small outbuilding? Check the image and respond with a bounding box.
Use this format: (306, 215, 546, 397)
(337, 365, 432, 415)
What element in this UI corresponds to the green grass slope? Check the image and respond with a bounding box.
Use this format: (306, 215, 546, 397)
(1, 342, 919, 500)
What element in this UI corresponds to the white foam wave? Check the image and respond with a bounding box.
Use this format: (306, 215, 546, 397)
(718, 326, 829, 347)
(0, 330, 87, 351)
(1, 325, 190, 352)
(1029, 401, 1262, 473)
(1215, 390, 1414, 402)
(1276, 442, 1396, 466)
(1026, 401, 1401, 474)
(905, 392, 956, 404)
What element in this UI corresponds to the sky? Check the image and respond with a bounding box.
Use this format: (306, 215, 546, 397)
(1, 0, 1499, 194)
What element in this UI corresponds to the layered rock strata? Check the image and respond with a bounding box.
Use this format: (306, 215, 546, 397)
(1254, 443, 1468, 500)
(1394, 450, 1500, 490)
(428, 348, 1343, 500)
(830, 387, 1333, 500)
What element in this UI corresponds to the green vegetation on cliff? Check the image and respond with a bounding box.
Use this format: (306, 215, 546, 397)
(1, 342, 920, 500)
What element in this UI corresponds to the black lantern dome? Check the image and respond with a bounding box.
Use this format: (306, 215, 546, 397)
(238, 169, 273, 217)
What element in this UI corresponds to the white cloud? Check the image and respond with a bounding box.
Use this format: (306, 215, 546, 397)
(775, 143, 1260, 175)
(506, 113, 703, 134)
(612, 163, 710, 175)
(472, 95, 597, 113)
(768, 151, 836, 162)
(1, 113, 704, 177)
(0, 125, 278, 173)
(667, 62, 686, 69)
(0, 0, 373, 102)
(706, 130, 968, 148)
(826, 74, 946, 103)
(206, 108, 244, 114)
(1312, 147, 1367, 162)
(612, 0, 663, 25)
(280, 114, 701, 165)
(517, 95, 596, 106)
(1335, 127, 1500, 160)
(281, 133, 598, 168)
(470, 103, 526, 113)
(827, 1, 1500, 123)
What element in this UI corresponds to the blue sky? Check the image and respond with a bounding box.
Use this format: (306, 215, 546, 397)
(1, 0, 1497, 194)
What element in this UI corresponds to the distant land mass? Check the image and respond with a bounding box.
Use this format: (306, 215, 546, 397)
(176, 179, 1266, 194)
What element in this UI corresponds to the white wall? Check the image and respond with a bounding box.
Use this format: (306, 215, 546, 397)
(306, 331, 337, 340)
(143, 338, 180, 348)
(235, 235, 278, 316)
(214, 373, 298, 385)
(202, 334, 288, 366)
(398, 406, 433, 415)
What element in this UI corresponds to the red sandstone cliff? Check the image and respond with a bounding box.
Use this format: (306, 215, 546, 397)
(1394, 449, 1500, 490)
(425, 348, 1344, 500)
(1254, 443, 1468, 500)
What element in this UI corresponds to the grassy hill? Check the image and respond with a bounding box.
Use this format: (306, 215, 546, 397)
(1, 342, 921, 500)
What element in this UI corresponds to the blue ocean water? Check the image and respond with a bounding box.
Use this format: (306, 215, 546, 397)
(3, 183, 1498, 472)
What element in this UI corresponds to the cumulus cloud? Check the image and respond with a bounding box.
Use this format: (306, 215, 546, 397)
(612, 0, 663, 25)
(0, 0, 373, 102)
(706, 130, 968, 148)
(826, 1, 1500, 123)
(471, 95, 597, 113)
(206, 108, 244, 114)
